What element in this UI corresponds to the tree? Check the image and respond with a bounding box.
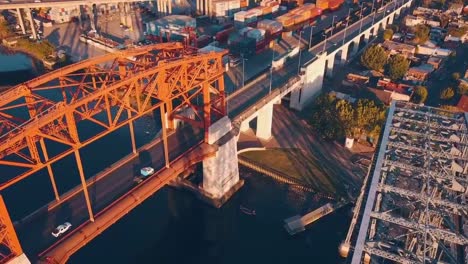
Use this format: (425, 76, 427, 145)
(458, 83, 468, 95)
(310, 94, 342, 140)
(0, 20, 13, 39)
(448, 26, 468, 37)
(383, 29, 394, 40)
(360, 45, 388, 71)
(452, 72, 461, 80)
(413, 24, 430, 44)
(412, 86, 428, 104)
(386, 55, 410, 80)
(440, 87, 455, 100)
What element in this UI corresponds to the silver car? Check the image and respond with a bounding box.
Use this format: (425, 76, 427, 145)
(51, 222, 72, 238)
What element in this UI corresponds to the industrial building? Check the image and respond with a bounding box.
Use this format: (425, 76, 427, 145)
(345, 101, 468, 264)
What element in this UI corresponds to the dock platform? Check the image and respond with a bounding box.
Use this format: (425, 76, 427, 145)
(284, 202, 347, 235)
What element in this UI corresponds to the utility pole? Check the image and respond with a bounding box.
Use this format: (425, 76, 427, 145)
(359, 3, 364, 34)
(330, 15, 337, 36)
(322, 33, 328, 54)
(308, 25, 315, 49)
(371, 0, 376, 25)
(343, 8, 351, 46)
(241, 53, 248, 89)
(298, 30, 303, 75)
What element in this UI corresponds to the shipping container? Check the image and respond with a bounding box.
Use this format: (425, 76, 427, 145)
(215, 27, 235, 42)
(196, 35, 213, 48)
(316, 0, 343, 12)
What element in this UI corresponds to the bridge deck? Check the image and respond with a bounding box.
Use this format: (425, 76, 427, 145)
(37, 142, 217, 264)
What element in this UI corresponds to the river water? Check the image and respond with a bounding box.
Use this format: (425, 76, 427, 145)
(69, 167, 352, 264)
(0, 52, 40, 88)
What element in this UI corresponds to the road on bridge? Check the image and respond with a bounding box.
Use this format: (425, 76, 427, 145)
(15, 0, 408, 260)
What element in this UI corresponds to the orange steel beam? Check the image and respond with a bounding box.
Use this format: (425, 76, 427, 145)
(0, 195, 23, 263)
(0, 43, 227, 208)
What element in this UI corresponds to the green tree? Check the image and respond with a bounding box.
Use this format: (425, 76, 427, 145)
(336, 99, 355, 137)
(413, 24, 430, 44)
(354, 99, 386, 138)
(440, 87, 455, 100)
(386, 55, 410, 80)
(458, 83, 468, 95)
(0, 20, 13, 39)
(452, 72, 461, 80)
(310, 94, 342, 140)
(412, 86, 428, 104)
(360, 45, 388, 71)
(383, 29, 394, 40)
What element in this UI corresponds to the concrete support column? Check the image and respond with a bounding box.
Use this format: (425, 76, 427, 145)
(77, 5, 83, 29)
(256, 103, 273, 140)
(196, 0, 201, 14)
(167, 0, 172, 14)
(202, 117, 242, 203)
(364, 31, 371, 42)
(120, 3, 126, 25)
(290, 52, 326, 110)
(161, 0, 167, 15)
(16, 8, 26, 34)
(88, 4, 97, 32)
(351, 42, 359, 56)
(388, 14, 394, 25)
(25, 8, 37, 40)
(240, 121, 250, 132)
(125, 3, 133, 29)
(206, 0, 211, 17)
(326, 59, 334, 78)
(340, 46, 348, 66)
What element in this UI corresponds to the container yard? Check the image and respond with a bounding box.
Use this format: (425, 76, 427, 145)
(138, 0, 352, 60)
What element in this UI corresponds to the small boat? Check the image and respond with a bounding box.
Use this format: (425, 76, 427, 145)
(240, 205, 256, 215)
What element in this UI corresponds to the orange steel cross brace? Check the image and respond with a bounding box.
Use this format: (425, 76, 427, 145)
(0, 43, 227, 226)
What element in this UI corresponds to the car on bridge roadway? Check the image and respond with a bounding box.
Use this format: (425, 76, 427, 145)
(51, 222, 72, 238)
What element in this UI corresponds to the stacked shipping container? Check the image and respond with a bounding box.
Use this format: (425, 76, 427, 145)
(234, 0, 280, 27)
(275, 3, 322, 31)
(315, 0, 344, 12)
(213, 0, 241, 17)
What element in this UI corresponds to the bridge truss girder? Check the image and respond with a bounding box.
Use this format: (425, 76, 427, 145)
(0, 43, 227, 232)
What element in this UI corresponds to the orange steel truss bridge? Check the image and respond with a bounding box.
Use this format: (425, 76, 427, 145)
(0, 43, 227, 261)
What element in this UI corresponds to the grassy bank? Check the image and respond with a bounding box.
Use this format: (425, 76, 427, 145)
(239, 148, 347, 196)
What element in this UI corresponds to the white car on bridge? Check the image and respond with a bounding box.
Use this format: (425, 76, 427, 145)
(51, 222, 72, 238)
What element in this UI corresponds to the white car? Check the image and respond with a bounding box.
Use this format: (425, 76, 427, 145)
(51, 222, 72, 238)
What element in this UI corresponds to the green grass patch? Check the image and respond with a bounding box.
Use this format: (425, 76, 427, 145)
(240, 148, 347, 197)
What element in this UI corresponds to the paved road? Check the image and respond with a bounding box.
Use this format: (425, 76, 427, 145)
(17, 127, 202, 260)
(16, 0, 408, 260)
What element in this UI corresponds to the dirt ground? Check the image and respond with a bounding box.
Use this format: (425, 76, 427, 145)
(238, 103, 373, 199)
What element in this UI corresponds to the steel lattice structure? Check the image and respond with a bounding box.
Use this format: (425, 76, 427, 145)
(350, 101, 468, 264)
(0, 43, 227, 254)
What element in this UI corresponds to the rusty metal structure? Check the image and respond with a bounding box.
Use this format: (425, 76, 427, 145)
(0, 43, 227, 261)
(0, 196, 23, 263)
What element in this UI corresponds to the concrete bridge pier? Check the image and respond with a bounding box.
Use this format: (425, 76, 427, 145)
(340, 45, 349, 65)
(289, 53, 326, 111)
(364, 31, 371, 42)
(256, 102, 273, 140)
(88, 4, 97, 32)
(387, 14, 394, 25)
(325, 58, 334, 78)
(24, 8, 37, 40)
(16, 8, 26, 34)
(201, 116, 243, 207)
